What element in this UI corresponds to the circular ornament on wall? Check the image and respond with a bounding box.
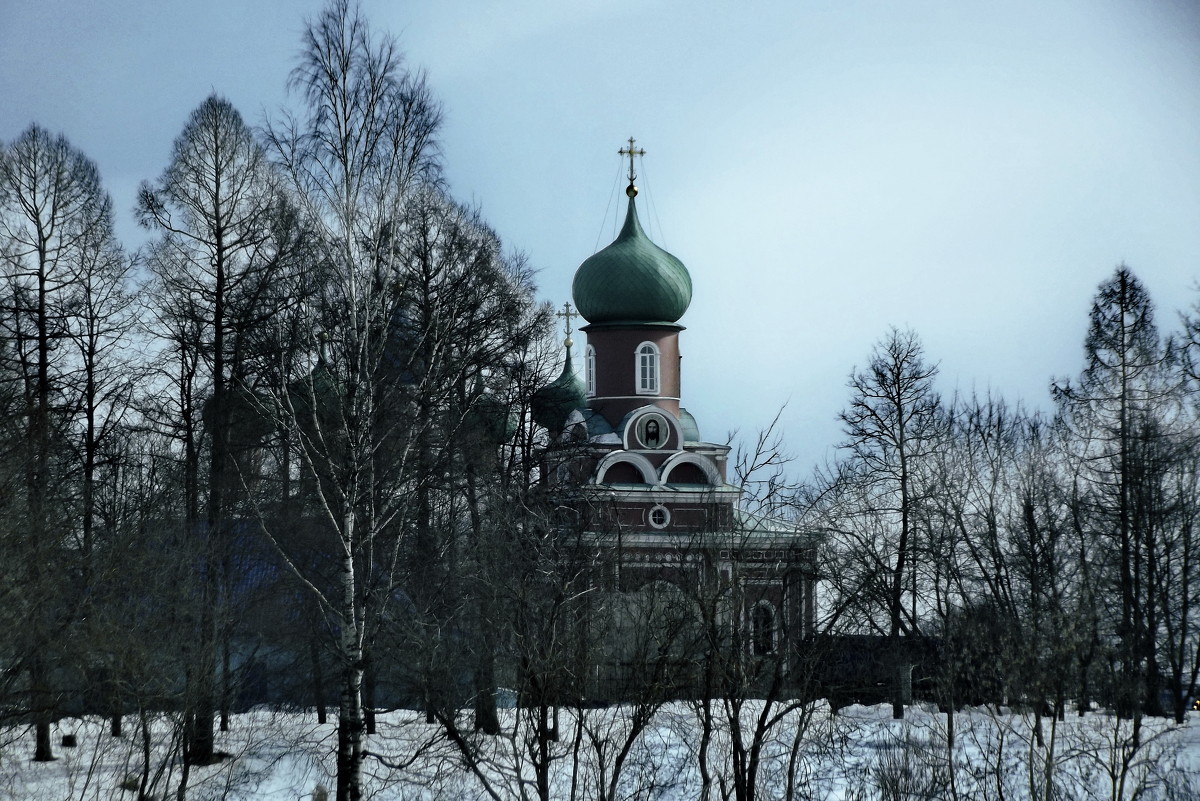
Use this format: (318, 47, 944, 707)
(636, 412, 669, 449)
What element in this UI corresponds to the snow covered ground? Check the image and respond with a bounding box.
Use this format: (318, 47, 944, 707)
(3, 701, 1197, 800)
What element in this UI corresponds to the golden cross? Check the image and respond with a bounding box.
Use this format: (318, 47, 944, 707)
(618, 137, 646, 186)
(556, 301, 577, 337)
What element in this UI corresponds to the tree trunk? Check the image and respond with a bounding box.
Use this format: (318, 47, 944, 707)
(336, 666, 365, 801)
(220, 625, 232, 732)
(466, 465, 500, 734)
(311, 635, 327, 725)
(473, 643, 500, 735)
(30, 656, 54, 762)
(187, 600, 217, 764)
(893, 660, 912, 720)
(108, 668, 123, 737)
(363, 660, 376, 736)
(336, 511, 364, 801)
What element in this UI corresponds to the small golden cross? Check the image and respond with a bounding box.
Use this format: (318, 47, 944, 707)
(618, 137, 646, 186)
(556, 301, 577, 337)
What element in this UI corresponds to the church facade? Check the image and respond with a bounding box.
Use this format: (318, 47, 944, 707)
(532, 153, 816, 696)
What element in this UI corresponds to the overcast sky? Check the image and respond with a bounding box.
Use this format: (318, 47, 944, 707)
(2, 0, 1198, 470)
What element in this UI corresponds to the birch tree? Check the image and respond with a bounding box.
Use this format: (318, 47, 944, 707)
(263, 2, 442, 797)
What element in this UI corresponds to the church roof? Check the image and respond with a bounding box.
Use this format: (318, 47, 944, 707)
(572, 196, 692, 326)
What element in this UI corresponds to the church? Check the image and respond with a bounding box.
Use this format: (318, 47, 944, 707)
(531, 143, 817, 695)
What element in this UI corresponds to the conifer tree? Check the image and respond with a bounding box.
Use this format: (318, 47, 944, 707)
(1054, 266, 1174, 728)
(0, 125, 119, 761)
(139, 94, 302, 763)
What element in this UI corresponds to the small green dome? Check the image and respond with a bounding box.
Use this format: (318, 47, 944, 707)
(572, 197, 692, 325)
(466, 381, 518, 445)
(531, 346, 587, 433)
(678, 407, 700, 442)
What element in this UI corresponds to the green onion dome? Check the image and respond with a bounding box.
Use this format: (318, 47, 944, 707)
(465, 377, 518, 445)
(572, 196, 692, 325)
(531, 345, 587, 433)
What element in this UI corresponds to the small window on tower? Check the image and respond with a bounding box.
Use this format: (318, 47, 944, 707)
(636, 342, 659, 395)
(648, 504, 670, 529)
(585, 345, 596, 396)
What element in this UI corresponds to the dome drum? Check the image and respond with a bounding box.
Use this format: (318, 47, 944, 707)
(585, 327, 681, 423)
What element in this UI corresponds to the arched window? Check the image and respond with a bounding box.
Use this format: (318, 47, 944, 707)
(751, 603, 777, 656)
(585, 345, 596, 396)
(636, 342, 659, 395)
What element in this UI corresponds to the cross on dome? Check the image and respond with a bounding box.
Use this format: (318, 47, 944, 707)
(556, 301, 578, 347)
(618, 137, 646, 196)
(571, 141, 692, 327)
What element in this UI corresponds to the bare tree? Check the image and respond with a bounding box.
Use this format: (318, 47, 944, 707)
(66, 220, 138, 587)
(139, 93, 303, 764)
(60, 202, 142, 742)
(1155, 405, 1200, 724)
(834, 326, 941, 719)
(1054, 266, 1176, 731)
(0, 337, 30, 734)
(923, 396, 1095, 801)
(260, 3, 443, 797)
(1149, 294, 1200, 723)
(664, 419, 824, 801)
(0, 124, 118, 761)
